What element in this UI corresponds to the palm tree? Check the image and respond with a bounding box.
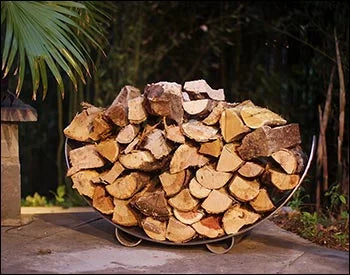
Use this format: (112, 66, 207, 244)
(1, 1, 111, 101)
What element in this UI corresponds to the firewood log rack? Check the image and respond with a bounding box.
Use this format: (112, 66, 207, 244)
(65, 135, 316, 254)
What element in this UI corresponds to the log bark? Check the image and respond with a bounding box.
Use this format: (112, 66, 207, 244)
(237, 124, 301, 160)
(95, 138, 119, 163)
(159, 170, 186, 197)
(201, 190, 233, 214)
(240, 106, 287, 129)
(170, 144, 209, 174)
(199, 138, 223, 157)
(132, 190, 171, 220)
(92, 185, 114, 215)
(166, 217, 196, 243)
(182, 120, 218, 142)
(112, 198, 139, 226)
(104, 85, 141, 127)
(238, 162, 264, 178)
(88, 113, 112, 141)
(168, 189, 199, 212)
(228, 175, 260, 202)
(192, 216, 225, 238)
(217, 143, 245, 172)
(144, 82, 184, 124)
(220, 108, 250, 143)
(222, 205, 261, 234)
(184, 79, 225, 101)
(249, 189, 275, 212)
(196, 165, 232, 189)
(271, 146, 306, 174)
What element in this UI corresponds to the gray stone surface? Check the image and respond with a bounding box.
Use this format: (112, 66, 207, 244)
(1, 208, 349, 274)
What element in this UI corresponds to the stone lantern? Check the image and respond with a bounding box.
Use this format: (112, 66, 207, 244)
(1, 89, 37, 226)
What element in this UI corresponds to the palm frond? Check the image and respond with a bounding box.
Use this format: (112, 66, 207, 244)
(1, 1, 110, 100)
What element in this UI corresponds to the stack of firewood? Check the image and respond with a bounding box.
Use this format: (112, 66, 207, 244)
(64, 80, 307, 243)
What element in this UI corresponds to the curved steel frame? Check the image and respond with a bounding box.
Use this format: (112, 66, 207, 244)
(65, 135, 316, 251)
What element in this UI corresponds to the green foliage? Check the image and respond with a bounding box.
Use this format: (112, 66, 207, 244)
(325, 184, 348, 215)
(288, 186, 310, 211)
(21, 192, 51, 207)
(300, 211, 319, 238)
(1, 1, 111, 99)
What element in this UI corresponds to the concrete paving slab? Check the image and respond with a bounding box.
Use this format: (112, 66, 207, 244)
(1, 208, 349, 274)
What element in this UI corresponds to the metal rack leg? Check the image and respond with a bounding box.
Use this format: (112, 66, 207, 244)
(115, 228, 142, 247)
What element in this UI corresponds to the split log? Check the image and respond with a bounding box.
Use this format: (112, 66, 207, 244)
(237, 124, 301, 160)
(123, 137, 140, 154)
(95, 138, 119, 163)
(67, 144, 105, 176)
(267, 168, 300, 191)
(168, 189, 199, 212)
(199, 138, 223, 157)
(222, 205, 261, 234)
(163, 117, 186, 143)
(159, 170, 186, 197)
(173, 208, 205, 225)
(271, 146, 306, 174)
(170, 144, 209, 174)
(249, 189, 275, 212)
(89, 113, 112, 141)
(240, 106, 287, 129)
(104, 85, 141, 127)
(63, 104, 102, 142)
(183, 99, 213, 116)
(231, 100, 255, 112)
(91, 170, 109, 184)
(196, 165, 232, 189)
(119, 150, 163, 171)
(141, 217, 167, 241)
(189, 177, 211, 199)
(238, 162, 264, 178)
(182, 91, 191, 101)
(112, 198, 139, 226)
(216, 143, 245, 172)
(128, 96, 148, 124)
(106, 172, 149, 199)
(192, 216, 225, 238)
(228, 175, 260, 202)
(202, 102, 226, 125)
(92, 185, 114, 215)
(201, 189, 233, 214)
(132, 190, 171, 220)
(166, 217, 196, 243)
(182, 120, 218, 142)
(184, 79, 225, 101)
(142, 129, 172, 159)
(71, 170, 98, 198)
(100, 161, 125, 184)
(144, 81, 184, 124)
(116, 124, 140, 144)
(220, 108, 250, 143)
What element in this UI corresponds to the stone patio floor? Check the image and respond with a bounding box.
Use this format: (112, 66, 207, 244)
(1, 207, 349, 274)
